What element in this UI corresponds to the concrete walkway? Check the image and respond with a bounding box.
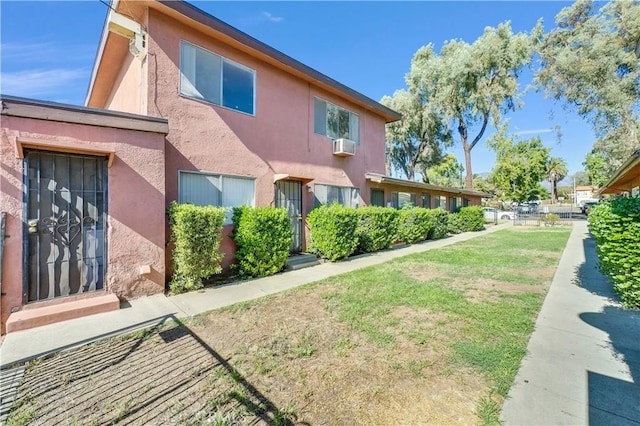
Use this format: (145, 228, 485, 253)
(501, 221, 640, 425)
(0, 222, 511, 367)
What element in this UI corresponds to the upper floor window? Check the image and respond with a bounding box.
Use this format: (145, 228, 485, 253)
(178, 171, 255, 224)
(314, 98, 360, 144)
(180, 41, 255, 115)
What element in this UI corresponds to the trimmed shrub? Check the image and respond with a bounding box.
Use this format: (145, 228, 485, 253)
(232, 206, 292, 278)
(167, 202, 225, 294)
(447, 213, 465, 234)
(588, 197, 640, 308)
(426, 208, 449, 240)
(541, 212, 560, 226)
(308, 204, 359, 261)
(355, 206, 400, 253)
(397, 207, 434, 243)
(457, 206, 486, 232)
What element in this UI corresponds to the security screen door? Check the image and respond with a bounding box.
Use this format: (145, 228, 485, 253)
(25, 151, 106, 302)
(275, 180, 302, 253)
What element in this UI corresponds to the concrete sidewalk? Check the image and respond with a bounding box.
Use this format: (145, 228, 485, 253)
(0, 222, 511, 367)
(501, 221, 640, 425)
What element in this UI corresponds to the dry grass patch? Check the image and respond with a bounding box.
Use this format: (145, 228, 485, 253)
(4, 227, 571, 426)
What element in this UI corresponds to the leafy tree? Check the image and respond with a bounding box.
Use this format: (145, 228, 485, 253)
(536, 0, 640, 174)
(381, 89, 452, 181)
(473, 174, 497, 197)
(488, 126, 550, 202)
(407, 21, 542, 190)
(426, 153, 464, 187)
(547, 157, 568, 204)
(583, 150, 609, 187)
(573, 171, 591, 186)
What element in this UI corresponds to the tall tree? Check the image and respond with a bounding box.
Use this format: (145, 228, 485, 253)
(381, 90, 452, 181)
(536, 0, 640, 175)
(407, 21, 541, 190)
(583, 150, 609, 187)
(573, 171, 591, 186)
(546, 157, 568, 204)
(488, 126, 550, 202)
(425, 153, 464, 187)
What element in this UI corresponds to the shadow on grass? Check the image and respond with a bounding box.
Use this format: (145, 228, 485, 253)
(4, 315, 307, 425)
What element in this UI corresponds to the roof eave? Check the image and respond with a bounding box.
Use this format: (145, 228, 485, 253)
(365, 173, 492, 198)
(154, 0, 401, 123)
(598, 150, 640, 195)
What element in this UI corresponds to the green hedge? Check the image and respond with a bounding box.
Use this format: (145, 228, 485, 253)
(167, 202, 225, 294)
(355, 206, 400, 253)
(458, 206, 486, 232)
(588, 197, 640, 308)
(308, 204, 359, 261)
(397, 207, 434, 243)
(447, 213, 465, 234)
(426, 208, 449, 240)
(232, 206, 292, 278)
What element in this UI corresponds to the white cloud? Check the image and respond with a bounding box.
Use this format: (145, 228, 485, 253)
(262, 12, 284, 23)
(1, 41, 96, 64)
(513, 128, 555, 136)
(0, 68, 88, 98)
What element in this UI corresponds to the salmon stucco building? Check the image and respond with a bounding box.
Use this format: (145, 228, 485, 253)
(0, 0, 488, 333)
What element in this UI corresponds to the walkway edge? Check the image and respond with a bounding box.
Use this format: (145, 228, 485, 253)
(1, 222, 511, 367)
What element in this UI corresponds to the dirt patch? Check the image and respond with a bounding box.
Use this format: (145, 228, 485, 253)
(5, 288, 487, 425)
(404, 264, 448, 282)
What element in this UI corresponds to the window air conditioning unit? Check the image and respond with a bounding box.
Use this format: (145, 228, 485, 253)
(333, 138, 356, 156)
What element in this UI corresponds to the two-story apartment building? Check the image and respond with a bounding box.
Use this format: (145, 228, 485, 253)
(1, 0, 487, 332)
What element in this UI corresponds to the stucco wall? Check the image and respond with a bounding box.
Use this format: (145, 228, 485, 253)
(104, 52, 145, 115)
(0, 116, 166, 331)
(144, 10, 388, 264)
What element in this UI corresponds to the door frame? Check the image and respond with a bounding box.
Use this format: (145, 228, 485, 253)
(22, 149, 109, 304)
(275, 179, 303, 254)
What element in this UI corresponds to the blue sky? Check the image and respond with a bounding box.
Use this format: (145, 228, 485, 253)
(0, 1, 595, 176)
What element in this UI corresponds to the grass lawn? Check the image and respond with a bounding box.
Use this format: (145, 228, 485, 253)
(5, 227, 571, 426)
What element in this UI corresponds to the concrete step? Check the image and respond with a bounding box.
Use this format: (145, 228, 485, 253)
(5, 293, 120, 333)
(285, 253, 320, 271)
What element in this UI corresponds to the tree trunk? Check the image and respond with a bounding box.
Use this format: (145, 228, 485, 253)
(550, 179, 556, 204)
(463, 142, 473, 190)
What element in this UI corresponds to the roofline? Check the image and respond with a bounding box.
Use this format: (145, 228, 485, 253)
(365, 173, 493, 199)
(1, 94, 169, 134)
(599, 149, 640, 195)
(86, 0, 401, 122)
(159, 1, 401, 123)
(85, 0, 120, 106)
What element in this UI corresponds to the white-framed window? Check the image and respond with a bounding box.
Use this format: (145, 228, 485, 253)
(180, 40, 256, 115)
(178, 171, 255, 224)
(391, 191, 417, 208)
(313, 97, 360, 144)
(314, 184, 360, 208)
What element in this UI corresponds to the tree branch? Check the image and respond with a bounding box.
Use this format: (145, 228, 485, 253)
(469, 111, 490, 151)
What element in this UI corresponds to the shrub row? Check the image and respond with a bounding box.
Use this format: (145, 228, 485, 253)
(308, 204, 478, 261)
(232, 206, 292, 278)
(167, 202, 225, 294)
(588, 197, 640, 308)
(448, 206, 485, 234)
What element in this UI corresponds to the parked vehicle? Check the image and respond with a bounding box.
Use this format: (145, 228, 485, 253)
(483, 207, 515, 221)
(581, 201, 599, 215)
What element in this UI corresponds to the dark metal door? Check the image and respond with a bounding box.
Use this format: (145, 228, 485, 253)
(275, 180, 302, 253)
(25, 151, 107, 302)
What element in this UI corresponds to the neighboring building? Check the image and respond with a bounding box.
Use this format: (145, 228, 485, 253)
(599, 150, 640, 197)
(575, 186, 599, 206)
(0, 0, 487, 333)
